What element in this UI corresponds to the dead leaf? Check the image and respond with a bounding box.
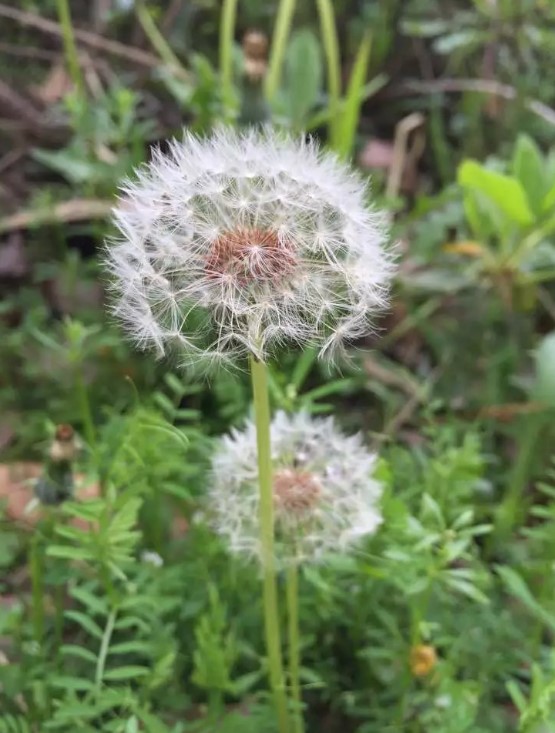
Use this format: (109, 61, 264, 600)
(0, 232, 29, 278)
(358, 138, 395, 170)
(30, 59, 72, 105)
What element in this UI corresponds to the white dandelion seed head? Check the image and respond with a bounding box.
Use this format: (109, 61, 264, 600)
(209, 411, 383, 567)
(105, 127, 394, 370)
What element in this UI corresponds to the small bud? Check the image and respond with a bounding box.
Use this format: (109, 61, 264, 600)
(242, 29, 268, 83)
(49, 424, 79, 463)
(410, 644, 438, 677)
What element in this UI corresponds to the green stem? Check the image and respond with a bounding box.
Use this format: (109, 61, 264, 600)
(249, 356, 290, 733)
(30, 534, 45, 644)
(75, 367, 96, 454)
(55, 0, 85, 97)
(265, 0, 297, 101)
(135, 0, 186, 76)
(219, 0, 238, 113)
(315, 0, 341, 146)
(491, 413, 546, 549)
(95, 608, 117, 688)
(286, 564, 304, 733)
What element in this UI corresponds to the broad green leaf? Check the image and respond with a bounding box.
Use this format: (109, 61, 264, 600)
(458, 160, 535, 227)
(533, 331, 555, 407)
(285, 29, 322, 129)
(512, 134, 546, 216)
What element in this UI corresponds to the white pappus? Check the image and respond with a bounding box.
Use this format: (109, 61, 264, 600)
(105, 127, 394, 370)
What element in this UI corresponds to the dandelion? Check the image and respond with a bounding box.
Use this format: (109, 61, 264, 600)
(210, 411, 383, 567)
(106, 127, 393, 371)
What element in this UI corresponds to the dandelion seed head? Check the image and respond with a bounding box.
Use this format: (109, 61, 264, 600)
(209, 411, 383, 567)
(106, 127, 394, 370)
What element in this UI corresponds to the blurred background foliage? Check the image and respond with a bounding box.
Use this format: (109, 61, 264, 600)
(2, 0, 555, 731)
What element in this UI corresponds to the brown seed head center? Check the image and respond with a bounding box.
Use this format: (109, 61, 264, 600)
(273, 468, 321, 514)
(205, 227, 296, 285)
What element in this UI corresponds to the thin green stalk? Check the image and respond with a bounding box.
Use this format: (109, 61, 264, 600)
(136, 0, 186, 76)
(249, 356, 290, 733)
(315, 0, 341, 146)
(219, 0, 239, 111)
(55, 0, 85, 96)
(286, 564, 304, 733)
(491, 413, 546, 548)
(30, 534, 45, 644)
(95, 609, 117, 688)
(75, 367, 96, 454)
(265, 0, 297, 102)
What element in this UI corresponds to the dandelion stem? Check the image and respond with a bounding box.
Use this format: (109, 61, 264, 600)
(265, 0, 297, 102)
(249, 356, 290, 733)
(75, 367, 97, 457)
(55, 0, 84, 97)
(286, 564, 304, 733)
(29, 533, 45, 644)
(219, 0, 238, 113)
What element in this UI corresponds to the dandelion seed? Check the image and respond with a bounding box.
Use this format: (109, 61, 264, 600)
(105, 127, 394, 370)
(209, 411, 383, 567)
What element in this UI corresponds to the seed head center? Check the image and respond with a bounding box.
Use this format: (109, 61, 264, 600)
(205, 227, 296, 284)
(273, 468, 321, 514)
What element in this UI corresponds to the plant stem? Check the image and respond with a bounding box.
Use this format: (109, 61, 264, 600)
(75, 367, 96, 455)
(491, 413, 546, 549)
(135, 0, 186, 76)
(265, 0, 297, 102)
(55, 0, 85, 97)
(315, 0, 341, 146)
(219, 0, 238, 113)
(29, 534, 45, 644)
(95, 608, 117, 688)
(286, 564, 304, 733)
(249, 356, 290, 733)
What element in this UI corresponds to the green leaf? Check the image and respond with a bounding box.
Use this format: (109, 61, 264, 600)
(512, 134, 546, 217)
(102, 665, 149, 681)
(70, 586, 109, 616)
(458, 160, 535, 227)
(60, 644, 98, 664)
(47, 546, 93, 562)
(285, 29, 322, 129)
(496, 565, 555, 633)
(50, 675, 96, 692)
(64, 610, 104, 640)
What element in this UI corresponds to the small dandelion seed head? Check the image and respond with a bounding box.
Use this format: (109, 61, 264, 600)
(105, 127, 395, 371)
(209, 411, 383, 567)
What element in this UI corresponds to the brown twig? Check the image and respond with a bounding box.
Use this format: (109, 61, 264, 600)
(393, 78, 555, 128)
(0, 3, 184, 76)
(0, 42, 59, 61)
(0, 199, 113, 234)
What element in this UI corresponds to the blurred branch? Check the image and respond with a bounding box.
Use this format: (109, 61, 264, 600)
(393, 78, 555, 128)
(0, 3, 184, 76)
(0, 199, 113, 234)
